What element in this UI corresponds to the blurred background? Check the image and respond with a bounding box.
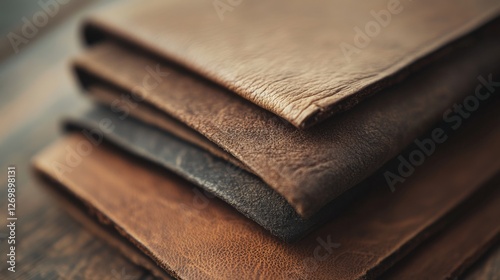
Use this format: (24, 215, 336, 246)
(0, 1, 159, 279)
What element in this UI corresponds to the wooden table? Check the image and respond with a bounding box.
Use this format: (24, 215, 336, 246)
(0, 1, 497, 279)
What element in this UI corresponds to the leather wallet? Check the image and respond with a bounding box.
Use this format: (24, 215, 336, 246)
(29, 1, 500, 278)
(74, 21, 500, 217)
(82, 0, 500, 128)
(65, 107, 368, 242)
(34, 98, 500, 279)
(41, 170, 500, 280)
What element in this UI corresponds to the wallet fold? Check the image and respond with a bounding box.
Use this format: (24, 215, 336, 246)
(34, 97, 500, 279)
(74, 21, 500, 217)
(81, 0, 500, 128)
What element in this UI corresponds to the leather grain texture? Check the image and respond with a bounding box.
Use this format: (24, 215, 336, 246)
(34, 101, 500, 279)
(42, 171, 500, 280)
(81, 0, 500, 128)
(74, 23, 500, 217)
(64, 107, 366, 242)
(85, 84, 248, 172)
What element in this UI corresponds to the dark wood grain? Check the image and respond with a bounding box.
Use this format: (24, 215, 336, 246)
(0, 1, 158, 279)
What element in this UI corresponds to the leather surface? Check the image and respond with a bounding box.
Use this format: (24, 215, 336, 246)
(81, 0, 500, 128)
(74, 23, 500, 217)
(42, 170, 500, 280)
(34, 101, 500, 279)
(383, 177, 500, 280)
(64, 106, 366, 242)
(85, 84, 248, 171)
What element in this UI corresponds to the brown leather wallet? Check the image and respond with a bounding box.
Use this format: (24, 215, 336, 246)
(74, 21, 500, 217)
(33, 98, 500, 279)
(81, 0, 500, 128)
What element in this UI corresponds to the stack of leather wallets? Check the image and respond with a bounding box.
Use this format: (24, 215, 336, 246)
(33, 0, 500, 279)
